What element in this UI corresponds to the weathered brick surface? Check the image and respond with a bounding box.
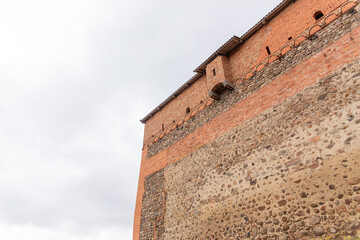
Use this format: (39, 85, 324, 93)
(134, 1, 360, 239)
(147, 6, 360, 159)
(143, 0, 351, 145)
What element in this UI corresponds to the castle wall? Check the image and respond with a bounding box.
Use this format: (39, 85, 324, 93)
(134, 1, 360, 239)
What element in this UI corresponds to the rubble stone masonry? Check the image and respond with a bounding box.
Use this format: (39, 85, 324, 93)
(134, 1, 360, 239)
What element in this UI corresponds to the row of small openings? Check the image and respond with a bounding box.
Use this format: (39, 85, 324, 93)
(161, 108, 189, 131)
(264, 11, 324, 56)
(161, 101, 204, 131)
(185, 101, 203, 114)
(157, 10, 326, 133)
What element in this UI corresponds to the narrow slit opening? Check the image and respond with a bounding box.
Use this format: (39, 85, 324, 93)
(266, 46, 271, 55)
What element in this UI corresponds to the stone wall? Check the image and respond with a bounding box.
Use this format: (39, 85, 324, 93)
(163, 58, 360, 239)
(139, 169, 165, 240)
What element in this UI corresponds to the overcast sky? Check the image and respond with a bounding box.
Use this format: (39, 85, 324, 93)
(0, 0, 281, 239)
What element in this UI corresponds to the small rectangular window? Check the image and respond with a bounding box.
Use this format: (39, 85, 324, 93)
(314, 11, 324, 21)
(266, 46, 271, 55)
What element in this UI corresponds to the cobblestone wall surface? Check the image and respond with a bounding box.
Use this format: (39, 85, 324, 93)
(147, 6, 360, 159)
(139, 169, 165, 240)
(163, 57, 360, 239)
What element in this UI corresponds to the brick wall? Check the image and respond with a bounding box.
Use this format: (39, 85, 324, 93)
(145, 4, 359, 159)
(142, 0, 349, 146)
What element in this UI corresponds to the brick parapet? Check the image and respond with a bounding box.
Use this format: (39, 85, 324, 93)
(144, 22, 360, 171)
(142, 0, 359, 151)
(145, 1, 359, 159)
